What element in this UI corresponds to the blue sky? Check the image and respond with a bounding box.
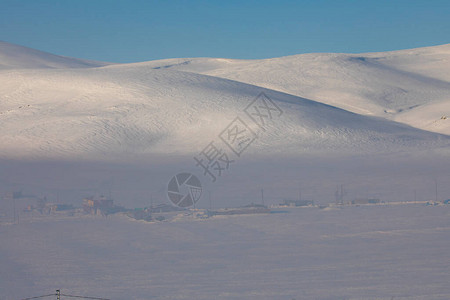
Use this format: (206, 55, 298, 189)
(1, 0, 449, 63)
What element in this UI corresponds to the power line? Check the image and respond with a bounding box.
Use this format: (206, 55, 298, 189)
(21, 291, 110, 300)
(21, 294, 56, 300)
(60, 294, 110, 300)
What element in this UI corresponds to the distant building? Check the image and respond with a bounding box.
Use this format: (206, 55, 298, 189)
(2, 191, 23, 201)
(351, 198, 381, 205)
(48, 203, 74, 212)
(82, 196, 114, 215)
(2, 191, 40, 214)
(3, 191, 23, 199)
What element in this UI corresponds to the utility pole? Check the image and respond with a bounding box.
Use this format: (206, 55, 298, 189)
(298, 183, 302, 202)
(13, 196, 16, 224)
(150, 193, 153, 209)
(261, 189, 264, 206)
(209, 191, 212, 210)
(335, 185, 344, 205)
(435, 179, 438, 202)
(433, 177, 438, 202)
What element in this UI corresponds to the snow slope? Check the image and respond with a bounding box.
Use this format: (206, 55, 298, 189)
(141, 44, 450, 135)
(0, 42, 449, 161)
(0, 41, 111, 69)
(0, 65, 448, 160)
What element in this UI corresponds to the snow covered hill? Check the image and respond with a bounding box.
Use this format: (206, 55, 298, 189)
(0, 41, 449, 161)
(141, 44, 450, 135)
(0, 41, 111, 69)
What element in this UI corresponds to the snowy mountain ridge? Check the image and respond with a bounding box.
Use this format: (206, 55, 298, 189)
(139, 43, 450, 135)
(0, 41, 449, 161)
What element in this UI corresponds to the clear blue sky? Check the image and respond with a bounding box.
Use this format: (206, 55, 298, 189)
(1, 0, 449, 63)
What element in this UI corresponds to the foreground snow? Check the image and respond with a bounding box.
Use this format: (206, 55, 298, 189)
(1, 204, 450, 300)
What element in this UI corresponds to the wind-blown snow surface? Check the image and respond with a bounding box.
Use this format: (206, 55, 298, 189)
(1, 42, 450, 299)
(1, 205, 450, 300)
